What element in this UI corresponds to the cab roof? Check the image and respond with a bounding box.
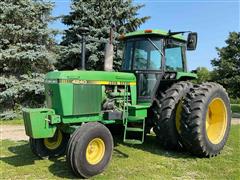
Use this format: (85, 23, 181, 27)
(124, 29, 186, 41)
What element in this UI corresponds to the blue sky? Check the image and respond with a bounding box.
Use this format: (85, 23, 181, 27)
(49, 0, 239, 70)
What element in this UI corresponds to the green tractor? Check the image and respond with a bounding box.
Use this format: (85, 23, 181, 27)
(23, 28, 231, 178)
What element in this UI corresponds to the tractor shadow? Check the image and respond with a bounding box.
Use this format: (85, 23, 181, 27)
(113, 134, 195, 160)
(0, 140, 77, 179)
(0, 140, 39, 166)
(48, 158, 79, 179)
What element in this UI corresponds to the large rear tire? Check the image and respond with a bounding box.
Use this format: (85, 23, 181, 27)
(67, 122, 113, 178)
(153, 81, 193, 150)
(181, 82, 231, 157)
(30, 129, 69, 158)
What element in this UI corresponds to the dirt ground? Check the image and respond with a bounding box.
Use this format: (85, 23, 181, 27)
(0, 125, 28, 141)
(0, 118, 239, 141)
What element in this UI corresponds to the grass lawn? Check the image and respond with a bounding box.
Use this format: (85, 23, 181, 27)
(0, 125, 239, 179)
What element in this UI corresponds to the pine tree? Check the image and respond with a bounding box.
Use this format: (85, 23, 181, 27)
(0, 0, 57, 74)
(57, 0, 150, 70)
(0, 0, 57, 119)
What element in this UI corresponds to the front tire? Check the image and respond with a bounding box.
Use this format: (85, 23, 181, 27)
(181, 82, 231, 157)
(30, 129, 69, 158)
(67, 122, 113, 178)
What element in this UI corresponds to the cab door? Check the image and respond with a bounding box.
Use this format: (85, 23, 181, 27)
(132, 39, 163, 103)
(122, 37, 164, 103)
(136, 71, 163, 103)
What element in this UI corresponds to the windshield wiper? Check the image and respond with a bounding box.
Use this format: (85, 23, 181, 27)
(147, 38, 165, 57)
(167, 30, 191, 36)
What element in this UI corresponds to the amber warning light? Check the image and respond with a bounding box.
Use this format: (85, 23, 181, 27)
(144, 29, 152, 33)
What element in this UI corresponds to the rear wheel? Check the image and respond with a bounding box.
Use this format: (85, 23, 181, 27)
(30, 129, 69, 158)
(67, 122, 113, 178)
(181, 82, 231, 157)
(153, 81, 193, 150)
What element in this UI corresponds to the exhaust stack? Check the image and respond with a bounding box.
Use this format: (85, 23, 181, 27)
(104, 27, 114, 71)
(79, 27, 89, 70)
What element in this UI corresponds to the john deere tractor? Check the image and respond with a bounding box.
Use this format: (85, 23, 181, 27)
(23, 29, 231, 178)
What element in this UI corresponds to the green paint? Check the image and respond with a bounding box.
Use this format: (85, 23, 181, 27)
(73, 84, 102, 115)
(61, 114, 102, 124)
(176, 72, 198, 80)
(128, 105, 149, 117)
(50, 114, 61, 124)
(125, 29, 185, 41)
(22, 108, 57, 138)
(45, 70, 136, 82)
(130, 85, 137, 105)
(102, 120, 116, 124)
(59, 84, 74, 115)
(45, 83, 73, 116)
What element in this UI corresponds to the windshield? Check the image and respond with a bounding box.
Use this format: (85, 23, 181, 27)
(122, 38, 186, 72)
(165, 40, 185, 71)
(122, 38, 163, 71)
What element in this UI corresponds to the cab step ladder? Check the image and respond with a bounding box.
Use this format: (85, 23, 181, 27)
(122, 83, 145, 144)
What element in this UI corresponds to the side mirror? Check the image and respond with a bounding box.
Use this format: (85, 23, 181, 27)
(187, 32, 198, 50)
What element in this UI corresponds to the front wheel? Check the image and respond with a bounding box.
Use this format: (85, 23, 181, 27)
(67, 122, 113, 178)
(30, 129, 69, 158)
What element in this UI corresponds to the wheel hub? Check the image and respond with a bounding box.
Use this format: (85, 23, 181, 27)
(86, 138, 105, 165)
(206, 98, 227, 144)
(43, 130, 63, 150)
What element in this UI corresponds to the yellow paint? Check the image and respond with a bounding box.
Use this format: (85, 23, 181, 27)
(43, 130, 63, 150)
(206, 98, 227, 144)
(58, 79, 136, 86)
(86, 138, 105, 165)
(129, 82, 137, 86)
(94, 81, 112, 85)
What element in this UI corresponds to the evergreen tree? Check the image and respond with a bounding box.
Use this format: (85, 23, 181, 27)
(0, 0, 56, 74)
(211, 32, 240, 98)
(0, 0, 57, 119)
(57, 0, 150, 70)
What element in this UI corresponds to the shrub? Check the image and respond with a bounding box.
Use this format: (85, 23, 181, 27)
(231, 104, 240, 113)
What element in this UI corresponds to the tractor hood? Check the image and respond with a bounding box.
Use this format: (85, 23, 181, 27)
(45, 70, 136, 85)
(44, 70, 136, 117)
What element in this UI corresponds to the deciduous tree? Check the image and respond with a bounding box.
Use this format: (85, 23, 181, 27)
(211, 32, 240, 98)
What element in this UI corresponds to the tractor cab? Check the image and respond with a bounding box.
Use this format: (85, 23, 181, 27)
(120, 29, 197, 102)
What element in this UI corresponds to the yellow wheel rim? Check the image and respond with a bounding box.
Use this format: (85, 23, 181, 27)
(86, 138, 105, 165)
(175, 101, 183, 134)
(206, 98, 227, 144)
(43, 130, 63, 150)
